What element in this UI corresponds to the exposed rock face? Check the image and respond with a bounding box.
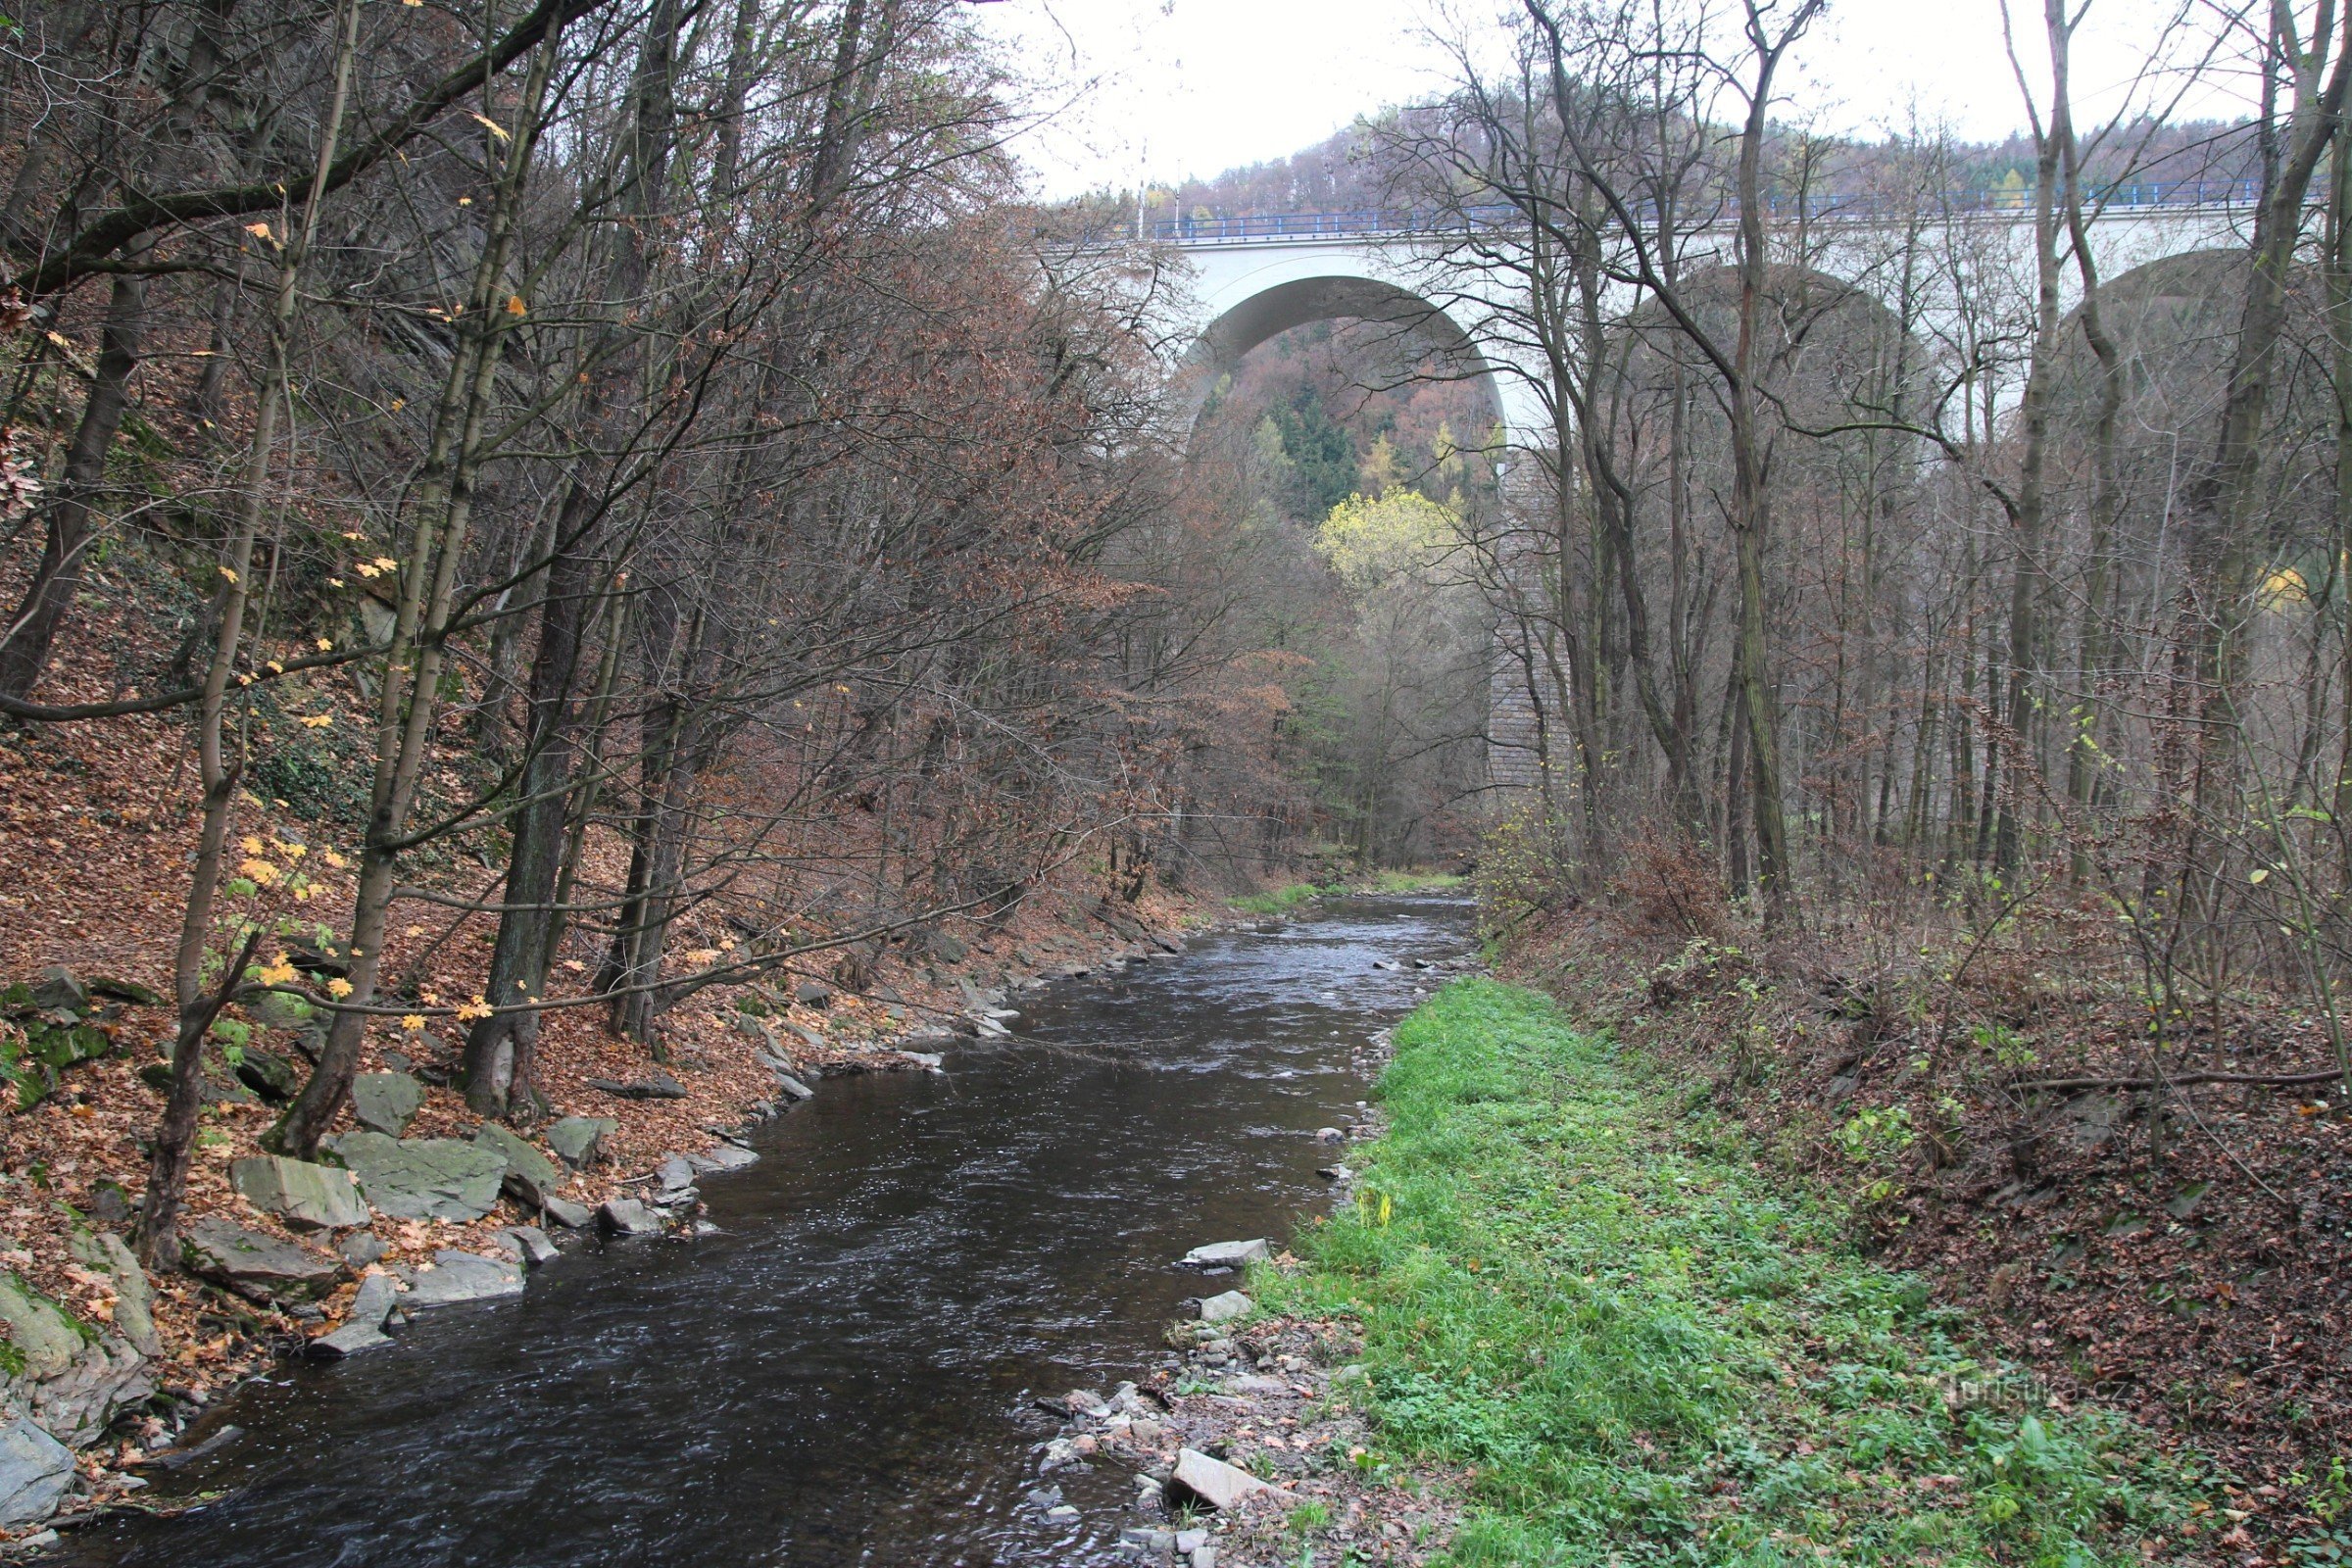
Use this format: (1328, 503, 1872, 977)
(350, 1071, 425, 1137)
(545, 1116, 616, 1169)
(331, 1132, 506, 1222)
(399, 1250, 524, 1310)
(0, 1419, 74, 1526)
(66, 1232, 158, 1358)
(309, 1272, 398, 1359)
(473, 1123, 564, 1207)
(686, 1145, 757, 1174)
(229, 1155, 369, 1232)
(0, 1261, 155, 1449)
(178, 1218, 347, 1305)
(540, 1195, 594, 1230)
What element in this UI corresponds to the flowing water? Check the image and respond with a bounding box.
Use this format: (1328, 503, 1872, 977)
(61, 894, 1472, 1568)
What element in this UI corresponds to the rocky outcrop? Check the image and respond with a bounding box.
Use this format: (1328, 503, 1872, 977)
(0, 1265, 153, 1447)
(0, 1419, 74, 1526)
(350, 1071, 424, 1136)
(398, 1250, 523, 1310)
(584, 1072, 688, 1101)
(546, 1116, 615, 1169)
(229, 1155, 369, 1232)
(330, 1132, 506, 1222)
(180, 1218, 347, 1306)
(473, 1123, 564, 1208)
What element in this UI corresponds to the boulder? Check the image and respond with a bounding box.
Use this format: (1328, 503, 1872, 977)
(347, 1272, 398, 1331)
(85, 975, 163, 1006)
(336, 1231, 387, 1268)
(331, 1132, 506, 1222)
(0, 1419, 74, 1526)
(308, 1320, 390, 1359)
(584, 1072, 687, 1101)
(350, 1071, 425, 1136)
(399, 1250, 524, 1310)
(229, 1047, 302, 1103)
(229, 1155, 368, 1232)
(686, 1145, 757, 1174)
(545, 1115, 615, 1169)
(540, 1195, 595, 1230)
(793, 978, 835, 1008)
(1198, 1290, 1251, 1325)
(179, 1217, 345, 1303)
(1171, 1447, 1292, 1512)
(472, 1122, 564, 1207)
(772, 1072, 814, 1102)
(1177, 1239, 1270, 1270)
(26, 968, 86, 1015)
(657, 1154, 696, 1194)
(598, 1199, 662, 1237)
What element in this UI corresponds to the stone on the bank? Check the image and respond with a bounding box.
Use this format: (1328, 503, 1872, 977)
(499, 1226, 559, 1267)
(546, 1115, 616, 1169)
(584, 1072, 687, 1101)
(598, 1199, 662, 1236)
(400, 1250, 524, 1310)
(230, 1046, 301, 1103)
(473, 1122, 564, 1207)
(229, 1155, 368, 1231)
(772, 1072, 814, 1102)
(658, 1154, 696, 1194)
(1178, 1239, 1269, 1270)
(0, 1273, 85, 1380)
(331, 1132, 507, 1222)
(540, 1195, 595, 1230)
(794, 978, 834, 1008)
(350, 1070, 425, 1137)
(1171, 1447, 1291, 1512)
(179, 1217, 345, 1302)
(0, 1419, 75, 1526)
(69, 1231, 159, 1357)
(686, 1144, 757, 1174)
(347, 1272, 398, 1331)
(1313, 1126, 1345, 1144)
(1198, 1290, 1251, 1325)
(337, 1231, 387, 1267)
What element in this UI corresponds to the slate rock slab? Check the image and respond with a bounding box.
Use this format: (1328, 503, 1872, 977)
(473, 1122, 564, 1207)
(179, 1217, 345, 1302)
(0, 1273, 86, 1379)
(308, 1320, 390, 1359)
(685, 1145, 757, 1174)
(597, 1199, 662, 1236)
(229, 1155, 368, 1231)
(399, 1250, 524, 1310)
(350, 1071, 425, 1136)
(540, 1195, 594, 1230)
(332, 1132, 506, 1222)
(0, 1419, 74, 1526)
(68, 1231, 158, 1357)
(545, 1116, 616, 1169)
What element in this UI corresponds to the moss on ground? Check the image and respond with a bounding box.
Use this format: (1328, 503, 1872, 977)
(1257, 979, 2215, 1566)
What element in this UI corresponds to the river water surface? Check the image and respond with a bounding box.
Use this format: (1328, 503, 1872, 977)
(62, 894, 1471, 1568)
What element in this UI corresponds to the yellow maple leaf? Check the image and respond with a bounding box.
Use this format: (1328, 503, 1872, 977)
(325, 978, 354, 1000)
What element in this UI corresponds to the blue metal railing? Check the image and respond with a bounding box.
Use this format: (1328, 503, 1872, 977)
(1130, 176, 2271, 246)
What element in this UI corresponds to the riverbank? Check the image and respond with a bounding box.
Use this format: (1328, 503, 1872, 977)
(1096, 979, 2223, 1567)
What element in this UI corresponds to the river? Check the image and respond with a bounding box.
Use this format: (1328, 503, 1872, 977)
(58, 894, 1471, 1567)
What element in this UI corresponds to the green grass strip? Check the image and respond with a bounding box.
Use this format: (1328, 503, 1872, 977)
(1259, 979, 2211, 1566)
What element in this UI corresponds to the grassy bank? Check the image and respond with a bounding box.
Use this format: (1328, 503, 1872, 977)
(1258, 980, 2215, 1566)
(1229, 869, 1466, 916)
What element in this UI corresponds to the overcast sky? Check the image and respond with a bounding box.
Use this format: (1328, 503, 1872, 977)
(975, 0, 2258, 200)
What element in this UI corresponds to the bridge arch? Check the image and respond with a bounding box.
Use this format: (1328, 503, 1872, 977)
(1177, 247, 1544, 448)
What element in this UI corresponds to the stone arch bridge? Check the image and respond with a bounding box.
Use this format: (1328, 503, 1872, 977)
(1153, 181, 2267, 796)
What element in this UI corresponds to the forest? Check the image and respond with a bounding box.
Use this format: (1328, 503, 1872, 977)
(0, 0, 2344, 1563)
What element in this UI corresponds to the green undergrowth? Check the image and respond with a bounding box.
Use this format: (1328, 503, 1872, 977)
(1232, 882, 1332, 916)
(1230, 868, 1463, 915)
(1255, 979, 2212, 1566)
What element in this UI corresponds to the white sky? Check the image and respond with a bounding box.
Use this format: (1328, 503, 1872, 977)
(977, 0, 2261, 200)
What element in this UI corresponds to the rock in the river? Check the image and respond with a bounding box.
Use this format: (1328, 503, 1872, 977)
(1171, 1447, 1293, 1512)
(1198, 1290, 1251, 1325)
(584, 1072, 687, 1101)
(349, 1070, 425, 1136)
(1371, 958, 1400, 971)
(472, 1122, 564, 1207)
(657, 1153, 696, 1194)
(0, 1419, 75, 1526)
(598, 1199, 663, 1236)
(545, 1115, 616, 1169)
(400, 1250, 524, 1310)
(229, 1154, 368, 1231)
(179, 1217, 345, 1302)
(540, 1195, 595, 1230)
(1315, 1164, 1351, 1182)
(331, 1132, 507, 1222)
(686, 1145, 757, 1174)
(308, 1319, 390, 1359)
(1178, 1239, 1269, 1270)
(348, 1271, 398, 1330)
(771, 1071, 814, 1102)
(498, 1226, 560, 1267)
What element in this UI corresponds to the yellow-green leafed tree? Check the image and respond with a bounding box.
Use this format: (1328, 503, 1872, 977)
(1313, 489, 1459, 595)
